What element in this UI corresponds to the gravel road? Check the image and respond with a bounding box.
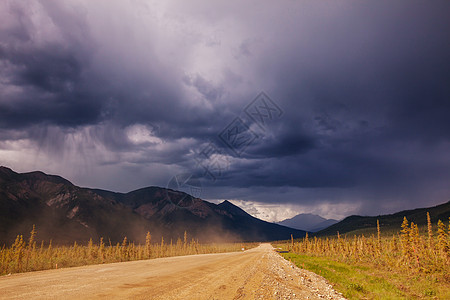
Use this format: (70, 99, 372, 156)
(0, 243, 345, 299)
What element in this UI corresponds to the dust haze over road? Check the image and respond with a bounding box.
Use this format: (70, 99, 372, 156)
(0, 244, 344, 299)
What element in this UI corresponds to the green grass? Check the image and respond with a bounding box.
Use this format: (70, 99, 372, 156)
(282, 253, 403, 299)
(275, 212, 450, 299)
(280, 252, 450, 299)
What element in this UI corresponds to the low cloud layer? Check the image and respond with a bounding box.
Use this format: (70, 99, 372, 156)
(1, 0, 449, 220)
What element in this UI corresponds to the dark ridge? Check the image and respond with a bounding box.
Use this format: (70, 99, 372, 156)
(315, 200, 450, 237)
(0, 166, 306, 245)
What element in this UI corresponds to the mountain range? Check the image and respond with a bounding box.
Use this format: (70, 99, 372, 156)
(277, 213, 338, 232)
(0, 166, 306, 245)
(315, 200, 450, 237)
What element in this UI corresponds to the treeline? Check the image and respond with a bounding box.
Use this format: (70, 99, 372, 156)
(1, 227, 256, 275)
(285, 212, 450, 274)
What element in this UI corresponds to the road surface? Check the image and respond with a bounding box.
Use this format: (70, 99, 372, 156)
(0, 244, 344, 299)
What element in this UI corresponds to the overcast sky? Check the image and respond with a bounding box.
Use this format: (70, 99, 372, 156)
(1, 0, 449, 221)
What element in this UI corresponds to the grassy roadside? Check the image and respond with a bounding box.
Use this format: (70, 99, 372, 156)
(277, 250, 450, 299)
(274, 214, 450, 299)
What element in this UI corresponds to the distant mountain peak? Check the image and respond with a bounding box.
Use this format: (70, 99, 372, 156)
(316, 200, 450, 237)
(277, 213, 338, 232)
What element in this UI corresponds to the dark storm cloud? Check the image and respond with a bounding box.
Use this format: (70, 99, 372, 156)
(251, 131, 316, 158)
(1, 0, 450, 218)
(0, 1, 101, 128)
(0, 1, 193, 136)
